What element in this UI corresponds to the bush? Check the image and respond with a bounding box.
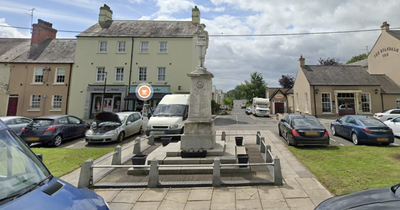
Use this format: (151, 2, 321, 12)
(221, 110, 229, 115)
(211, 100, 218, 114)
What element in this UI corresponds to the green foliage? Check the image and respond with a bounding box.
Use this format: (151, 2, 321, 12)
(220, 110, 229, 115)
(211, 99, 218, 114)
(346, 53, 368, 64)
(223, 97, 233, 107)
(279, 74, 295, 89)
(223, 72, 268, 104)
(318, 57, 341, 65)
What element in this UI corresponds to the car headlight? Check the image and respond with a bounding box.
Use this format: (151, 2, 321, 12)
(146, 124, 151, 129)
(86, 129, 93, 135)
(169, 124, 179, 129)
(105, 130, 118, 135)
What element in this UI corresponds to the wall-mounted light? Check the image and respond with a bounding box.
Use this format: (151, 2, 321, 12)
(374, 88, 379, 94)
(149, 82, 152, 84)
(178, 85, 181, 90)
(132, 82, 136, 84)
(164, 82, 168, 85)
(315, 88, 319, 95)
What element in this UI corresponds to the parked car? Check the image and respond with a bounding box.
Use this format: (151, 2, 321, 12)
(278, 115, 329, 146)
(0, 116, 32, 136)
(374, 109, 400, 122)
(85, 111, 143, 143)
(0, 119, 109, 210)
(315, 182, 400, 209)
(384, 117, 400, 137)
(331, 115, 394, 145)
(20, 115, 89, 147)
(245, 107, 252, 115)
(220, 105, 228, 110)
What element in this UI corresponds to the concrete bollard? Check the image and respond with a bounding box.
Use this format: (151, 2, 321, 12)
(256, 131, 260, 145)
(259, 137, 265, 153)
(221, 131, 226, 141)
(111, 145, 122, 165)
(133, 137, 141, 155)
(273, 156, 283, 186)
(212, 157, 221, 187)
(147, 135, 155, 145)
(266, 145, 272, 163)
(78, 158, 93, 188)
(148, 158, 159, 188)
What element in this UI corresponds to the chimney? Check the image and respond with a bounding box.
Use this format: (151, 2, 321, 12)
(192, 6, 200, 25)
(31, 19, 57, 45)
(299, 55, 305, 67)
(381, 21, 390, 32)
(99, 4, 113, 27)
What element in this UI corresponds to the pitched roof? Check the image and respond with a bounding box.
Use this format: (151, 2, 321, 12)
(77, 20, 198, 38)
(0, 38, 30, 62)
(301, 65, 381, 86)
(387, 30, 400, 41)
(11, 38, 76, 63)
(370, 74, 400, 94)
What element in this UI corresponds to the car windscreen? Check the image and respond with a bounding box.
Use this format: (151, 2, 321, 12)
(292, 118, 322, 127)
(257, 104, 268, 108)
(30, 119, 54, 127)
(0, 129, 51, 204)
(153, 104, 186, 117)
(359, 118, 386, 127)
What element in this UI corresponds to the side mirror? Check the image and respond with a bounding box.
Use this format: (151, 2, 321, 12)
(280, 119, 285, 122)
(36, 154, 43, 161)
(127, 121, 132, 125)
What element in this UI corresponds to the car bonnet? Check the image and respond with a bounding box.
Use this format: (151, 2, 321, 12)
(95, 112, 121, 123)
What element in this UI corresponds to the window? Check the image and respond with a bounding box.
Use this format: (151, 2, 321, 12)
(321, 93, 332, 113)
(157, 67, 166, 81)
(361, 93, 371, 112)
(30, 95, 41, 109)
(139, 67, 147, 81)
(296, 93, 299, 110)
(96, 67, 106, 82)
(99, 41, 107, 52)
(305, 93, 309, 112)
(68, 116, 81, 124)
(33, 68, 44, 83)
(115, 67, 124, 82)
(140, 42, 149, 53)
(55, 68, 65, 83)
(52, 95, 62, 109)
(117, 41, 126, 52)
(58, 117, 68, 124)
(397, 99, 400, 109)
(159, 42, 167, 53)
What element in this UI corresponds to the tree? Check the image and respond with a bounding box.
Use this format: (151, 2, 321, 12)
(279, 75, 295, 89)
(242, 72, 268, 102)
(346, 53, 367, 64)
(318, 57, 341, 66)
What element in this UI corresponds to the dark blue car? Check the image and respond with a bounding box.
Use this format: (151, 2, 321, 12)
(0, 119, 109, 210)
(330, 115, 394, 145)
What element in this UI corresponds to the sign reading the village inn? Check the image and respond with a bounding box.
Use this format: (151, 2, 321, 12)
(373, 47, 399, 58)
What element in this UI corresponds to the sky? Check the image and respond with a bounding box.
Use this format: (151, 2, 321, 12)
(1, 0, 399, 92)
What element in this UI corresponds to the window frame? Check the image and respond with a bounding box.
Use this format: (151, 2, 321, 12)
(55, 68, 66, 84)
(117, 41, 126, 53)
(159, 41, 168, 53)
(321, 93, 332, 113)
(30, 95, 41, 109)
(157, 67, 166, 82)
(397, 99, 400, 109)
(33, 68, 44, 83)
(138, 67, 147, 81)
(115, 67, 124, 82)
(96, 67, 106, 82)
(52, 95, 62, 110)
(99, 41, 107, 53)
(140, 41, 149, 53)
(361, 93, 371, 113)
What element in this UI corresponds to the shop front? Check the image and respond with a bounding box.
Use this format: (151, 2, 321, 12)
(125, 85, 170, 111)
(84, 86, 126, 119)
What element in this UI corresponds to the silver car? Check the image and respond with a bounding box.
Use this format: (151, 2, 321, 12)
(85, 112, 143, 143)
(0, 116, 32, 136)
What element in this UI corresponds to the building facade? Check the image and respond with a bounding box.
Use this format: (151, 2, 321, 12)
(69, 4, 200, 119)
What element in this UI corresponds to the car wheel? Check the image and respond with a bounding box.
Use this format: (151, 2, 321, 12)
(351, 133, 359, 145)
(52, 135, 63, 147)
(118, 132, 125, 142)
(286, 133, 291, 146)
(331, 125, 337, 136)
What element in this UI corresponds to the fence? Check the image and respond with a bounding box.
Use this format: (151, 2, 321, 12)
(78, 131, 282, 188)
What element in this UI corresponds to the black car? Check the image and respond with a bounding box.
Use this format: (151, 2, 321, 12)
(20, 115, 89, 147)
(315, 182, 400, 209)
(278, 115, 329, 146)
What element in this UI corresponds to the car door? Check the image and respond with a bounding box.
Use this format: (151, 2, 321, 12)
(390, 110, 400, 120)
(68, 116, 86, 137)
(280, 116, 291, 137)
(124, 114, 136, 136)
(343, 116, 357, 138)
(392, 117, 400, 136)
(335, 116, 347, 136)
(132, 113, 143, 134)
(58, 117, 74, 139)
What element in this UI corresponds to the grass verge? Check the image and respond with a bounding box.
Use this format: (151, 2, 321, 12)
(288, 146, 400, 196)
(31, 148, 114, 177)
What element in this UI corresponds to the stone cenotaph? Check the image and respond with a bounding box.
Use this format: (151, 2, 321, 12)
(180, 23, 216, 150)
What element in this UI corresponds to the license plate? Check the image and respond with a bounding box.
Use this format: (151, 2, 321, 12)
(25, 137, 39, 141)
(305, 132, 318, 136)
(377, 138, 388, 142)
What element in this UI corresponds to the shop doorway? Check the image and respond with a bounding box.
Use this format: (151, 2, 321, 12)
(338, 93, 355, 116)
(274, 102, 285, 114)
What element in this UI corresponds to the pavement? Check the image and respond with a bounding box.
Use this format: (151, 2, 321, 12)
(61, 126, 333, 210)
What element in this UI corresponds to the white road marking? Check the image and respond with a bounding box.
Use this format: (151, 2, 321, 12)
(331, 139, 336, 142)
(340, 143, 345, 146)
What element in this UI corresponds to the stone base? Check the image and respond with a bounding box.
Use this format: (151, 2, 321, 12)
(181, 121, 216, 150)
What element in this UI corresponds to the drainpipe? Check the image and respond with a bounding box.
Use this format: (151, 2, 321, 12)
(313, 86, 317, 117)
(66, 63, 72, 114)
(127, 37, 134, 110)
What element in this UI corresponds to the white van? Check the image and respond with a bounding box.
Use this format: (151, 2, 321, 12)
(145, 94, 189, 139)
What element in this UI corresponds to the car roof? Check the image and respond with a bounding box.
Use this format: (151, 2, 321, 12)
(32, 115, 69, 120)
(0, 116, 29, 121)
(116, 111, 140, 117)
(288, 115, 317, 119)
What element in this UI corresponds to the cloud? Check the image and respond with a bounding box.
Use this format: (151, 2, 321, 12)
(0, 18, 27, 38)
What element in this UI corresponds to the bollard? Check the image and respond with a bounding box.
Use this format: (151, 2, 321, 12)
(111, 145, 122, 165)
(221, 131, 226, 141)
(147, 135, 155, 145)
(265, 145, 272, 163)
(256, 131, 260, 145)
(78, 158, 93, 188)
(273, 156, 283, 186)
(212, 157, 221, 187)
(259, 137, 265, 153)
(133, 137, 141, 155)
(148, 158, 159, 188)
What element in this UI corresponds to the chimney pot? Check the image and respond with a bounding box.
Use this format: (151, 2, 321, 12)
(192, 6, 200, 25)
(31, 19, 57, 45)
(99, 4, 113, 27)
(299, 55, 305, 67)
(381, 21, 390, 32)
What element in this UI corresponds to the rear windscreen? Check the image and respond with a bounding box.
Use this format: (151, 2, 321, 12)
(292, 118, 321, 127)
(31, 119, 54, 127)
(359, 118, 385, 127)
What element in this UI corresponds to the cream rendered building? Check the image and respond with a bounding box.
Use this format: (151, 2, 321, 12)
(69, 5, 200, 119)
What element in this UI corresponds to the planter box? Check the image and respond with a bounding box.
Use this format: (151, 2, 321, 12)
(131, 154, 147, 166)
(235, 137, 244, 146)
(161, 137, 172, 147)
(181, 150, 207, 158)
(237, 154, 249, 168)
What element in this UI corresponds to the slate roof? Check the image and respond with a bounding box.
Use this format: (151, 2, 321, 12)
(77, 20, 198, 38)
(301, 65, 381, 86)
(387, 30, 400, 41)
(370, 74, 400, 94)
(11, 38, 76, 63)
(286, 88, 294, 94)
(0, 38, 30, 62)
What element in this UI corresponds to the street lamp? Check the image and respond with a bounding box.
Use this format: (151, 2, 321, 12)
(101, 71, 108, 112)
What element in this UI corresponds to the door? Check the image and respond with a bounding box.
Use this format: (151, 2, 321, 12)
(7, 97, 18, 116)
(274, 102, 284, 114)
(103, 98, 113, 112)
